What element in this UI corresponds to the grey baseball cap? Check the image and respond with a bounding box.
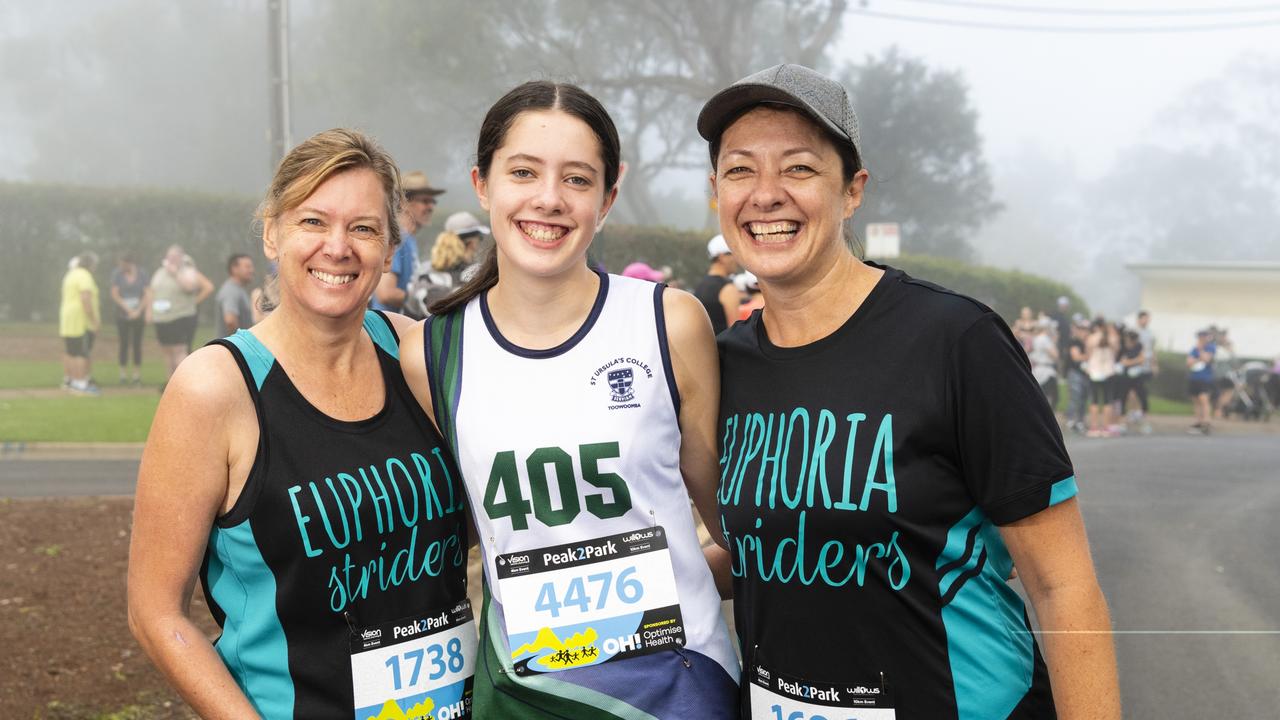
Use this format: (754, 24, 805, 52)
(697, 63, 861, 162)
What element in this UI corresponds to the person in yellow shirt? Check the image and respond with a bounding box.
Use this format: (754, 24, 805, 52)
(60, 251, 101, 395)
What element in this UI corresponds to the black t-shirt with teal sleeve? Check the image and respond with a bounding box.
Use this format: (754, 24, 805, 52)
(717, 265, 1077, 719)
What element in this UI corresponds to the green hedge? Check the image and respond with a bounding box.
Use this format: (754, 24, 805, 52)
(889, 255, 1088, 324)
(591, 224, 710, 289)
(2, 182, 1086, 331)
(593, 229, 1088, 325)
(0, 181, 258, 322)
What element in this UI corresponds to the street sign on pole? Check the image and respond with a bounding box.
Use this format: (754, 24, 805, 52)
(865, 222, 901, 259)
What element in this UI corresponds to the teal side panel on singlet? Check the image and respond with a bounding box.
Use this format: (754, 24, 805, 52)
(937, 506, 1032, 719)
(363, 310, 400, 358)
(225, 331, 275, 390)
(206, 521, 294, 718)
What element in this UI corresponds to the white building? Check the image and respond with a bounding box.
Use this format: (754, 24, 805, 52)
(1127, 261, 1280, 359)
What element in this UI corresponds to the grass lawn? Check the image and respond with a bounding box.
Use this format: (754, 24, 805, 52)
(0, 322, 1196, 443)
(1148, 395, 1193, 416)
(0, 393, 158, 442)
(0, 358, 173, 389)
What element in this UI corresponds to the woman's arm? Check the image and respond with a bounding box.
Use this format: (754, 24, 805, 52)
(999, 498, 1121, 720)
(663, 288, 734, 598)
(398, 318, 437, 427)
(662, 289, 724, 543)
(127, 347, 261, 718)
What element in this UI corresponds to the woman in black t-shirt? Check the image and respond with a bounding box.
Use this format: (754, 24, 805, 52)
(697, 64, 1119, 719)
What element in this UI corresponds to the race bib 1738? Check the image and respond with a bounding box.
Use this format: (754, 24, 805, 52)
(350, 599, 476, 720)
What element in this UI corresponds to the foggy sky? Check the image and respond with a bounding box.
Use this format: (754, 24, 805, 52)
(2, 0, 1277, 315)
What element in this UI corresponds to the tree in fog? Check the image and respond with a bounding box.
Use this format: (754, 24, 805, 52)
(1087, 53, 1280, 265)
(0, 0, 270, 193)
(843, 49, 1000, 261)
(301, 0, 848, 224)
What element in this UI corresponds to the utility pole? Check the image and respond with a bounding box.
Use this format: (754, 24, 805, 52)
(267, 0, 292, 171)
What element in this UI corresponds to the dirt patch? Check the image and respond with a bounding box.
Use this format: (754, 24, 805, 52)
(0, 496, 488, 719)
(0, 497, 210, 719)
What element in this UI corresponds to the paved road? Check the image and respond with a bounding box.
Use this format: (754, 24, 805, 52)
(2, 433, 1278, 716)
(1069, 433, 1280, 719)
(0, 458, 138, 496)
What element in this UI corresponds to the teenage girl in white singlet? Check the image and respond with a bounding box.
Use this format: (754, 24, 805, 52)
(400, 81, 739, 719)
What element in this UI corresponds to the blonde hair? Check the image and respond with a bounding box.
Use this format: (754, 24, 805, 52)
(431, 231, 470, 271)
(257, 128, 403, 248)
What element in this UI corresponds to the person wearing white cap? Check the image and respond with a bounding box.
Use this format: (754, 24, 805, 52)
(408, 210, 492, 314)
(692, 233, 741, 334)
(700, 63, 1119, 719)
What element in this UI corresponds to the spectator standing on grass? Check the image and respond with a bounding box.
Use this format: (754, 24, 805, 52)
(1065, 317, 1090, 433)
(1212, 326, 1236, 420)
(110, 252, 150, 386)
(1052, 295, 1072, 375)
(1188, 328, 1216, 434)
(1029, 319, 1059, 408)
(693, 233, 740, 334)
(215, 253, 255, 337)
(372, 169, 443, 312)
(1013, 305, 1037, 353)
(1085, 317, 1117, 437)
(59, 251, 101, 396)
(148, 245, 213, 386)
(1133, 310, 1156, 416)
(1116, 329, 1147, 432)
(407, 210, 491, 315)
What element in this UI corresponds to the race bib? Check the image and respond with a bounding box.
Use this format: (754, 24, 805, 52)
(496, 526, 684, 675)
(749, 662, 895, 720)
(152, 299, 171, 313)
(349, 600, 476, 720)
(122, 297, 141, 311)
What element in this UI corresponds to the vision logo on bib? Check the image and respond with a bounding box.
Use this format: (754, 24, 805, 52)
(588, 357, 653, 409)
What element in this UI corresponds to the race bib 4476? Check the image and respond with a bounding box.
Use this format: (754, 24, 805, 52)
(496, 526, 685, 675)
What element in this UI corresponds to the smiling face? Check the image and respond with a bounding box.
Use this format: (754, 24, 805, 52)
(472, 109, 617, 280)
(711, 106, 867, 287)
(263, 167, 392, 320)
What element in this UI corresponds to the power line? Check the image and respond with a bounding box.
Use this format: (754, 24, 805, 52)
(895, 0, 1280, 17)
(852, 6, 1280, 32)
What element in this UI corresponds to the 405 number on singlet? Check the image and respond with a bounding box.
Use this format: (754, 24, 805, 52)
(483, 441, 632, 531)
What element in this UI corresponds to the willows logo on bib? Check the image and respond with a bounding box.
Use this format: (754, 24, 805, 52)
(588, 357, 653, 409)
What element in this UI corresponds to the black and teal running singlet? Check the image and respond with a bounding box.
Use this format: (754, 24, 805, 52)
(202, 310, 470, 719)
(719, 267, 1076, 719)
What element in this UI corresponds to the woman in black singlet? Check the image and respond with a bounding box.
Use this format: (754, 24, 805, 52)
(698, 65, 1120, 720)
(128, 130, 471, 718)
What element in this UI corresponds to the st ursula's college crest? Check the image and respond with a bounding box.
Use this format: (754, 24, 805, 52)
(589, 356, 654, 408)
